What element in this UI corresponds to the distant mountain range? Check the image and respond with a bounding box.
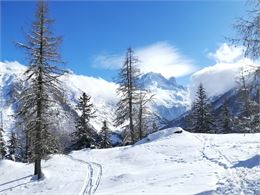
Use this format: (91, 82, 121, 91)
(1, 60, 258, 139)
(0, 61, 190, 139)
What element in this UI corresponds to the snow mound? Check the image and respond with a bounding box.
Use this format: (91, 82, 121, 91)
(136, 127, 184, 144)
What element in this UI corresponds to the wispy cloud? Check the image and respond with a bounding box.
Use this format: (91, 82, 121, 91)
(92, 42, 198, 78)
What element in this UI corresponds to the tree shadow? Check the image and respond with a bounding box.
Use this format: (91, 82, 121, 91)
(0, 175, 33, 193)
(232, 155, 260, 169)
(195, 190, 215, 195)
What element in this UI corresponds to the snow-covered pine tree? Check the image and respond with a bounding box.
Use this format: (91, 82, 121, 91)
(99, 120, 112, 148)
(6, 131, 20, 161)
(0, 127, 6, 159)
(115, 48, 140, 144)
(190, 83, 215, 133)
(16, 1, 66, 179)
(218, 103, 233, 134)
(71, 92, 96, 150)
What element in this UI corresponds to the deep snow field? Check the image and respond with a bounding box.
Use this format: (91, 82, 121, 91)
(0, 128, 260, 195)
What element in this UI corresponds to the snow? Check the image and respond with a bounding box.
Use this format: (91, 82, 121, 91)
(0, 155, 90, 195)
(1, 127, 259, 195)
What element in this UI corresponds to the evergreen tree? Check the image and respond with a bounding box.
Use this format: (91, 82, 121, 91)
(99, 120, 112, 148)
(190, 84, 215, 133)
(219, 103, 233, 134)
(151, 121, 159, 133)
(0, 127, 6, 159)
(115, 48, 140, 144)
(72, 92, 96, 149)
(17, 1, 65, 179)
(6, 132, 20, 161)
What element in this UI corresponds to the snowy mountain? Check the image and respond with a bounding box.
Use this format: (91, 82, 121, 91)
(1, 127, 259, 194)
(139, 72, 190, 121)
(0, 61, 190, 138)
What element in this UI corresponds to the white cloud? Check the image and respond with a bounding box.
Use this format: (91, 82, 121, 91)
(189, 43, 259, 101)
(92, 42, 198, 78)
(208, 43, 244, 63)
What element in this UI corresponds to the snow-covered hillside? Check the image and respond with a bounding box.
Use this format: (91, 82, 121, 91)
(1, 128, 259, 195)
(0, 61, 190, 135)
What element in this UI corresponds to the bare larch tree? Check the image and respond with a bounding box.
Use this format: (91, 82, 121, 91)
(17, 1, 65, 179)
(115, 48, 140, 144)
(136, 91, 154, 141)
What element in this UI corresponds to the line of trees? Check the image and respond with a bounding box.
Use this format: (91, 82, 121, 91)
(186, 76, 260, 134)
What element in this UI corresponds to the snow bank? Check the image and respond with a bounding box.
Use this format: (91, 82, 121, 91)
(136, 127, 184, 144)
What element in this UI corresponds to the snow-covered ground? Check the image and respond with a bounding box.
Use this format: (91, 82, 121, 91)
(1, 128, 260, 195)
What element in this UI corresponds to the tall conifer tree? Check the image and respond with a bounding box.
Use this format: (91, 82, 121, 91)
(17, 1, 65, 179)
(72, 92, 96, 149)
(115, 48, 140, 144)
(190, 84, 215, 133)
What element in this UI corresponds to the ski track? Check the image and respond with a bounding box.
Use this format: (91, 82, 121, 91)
(67, 155, 102, 195)
(194, 135, 260, 195)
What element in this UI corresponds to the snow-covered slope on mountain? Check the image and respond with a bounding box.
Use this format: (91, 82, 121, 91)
(140, 72, 190, 120)
(0, 61, 119, 135)
(0, 61, 190, 137)
(1, 128, 259, 195)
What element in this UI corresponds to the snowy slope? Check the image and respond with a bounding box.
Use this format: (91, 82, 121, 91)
(1, 128, 259, 195)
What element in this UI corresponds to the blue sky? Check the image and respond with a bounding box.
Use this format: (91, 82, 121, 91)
(1, 1, 247, 85)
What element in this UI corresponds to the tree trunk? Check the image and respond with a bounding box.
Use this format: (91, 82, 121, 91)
(34, 7, 44, 179)
(139, 105, 143, 140)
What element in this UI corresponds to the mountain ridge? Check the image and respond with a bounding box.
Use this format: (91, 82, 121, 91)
(0, 61, 190, 139)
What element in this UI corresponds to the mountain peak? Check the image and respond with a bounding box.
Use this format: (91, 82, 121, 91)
(139, 72, 183, 90)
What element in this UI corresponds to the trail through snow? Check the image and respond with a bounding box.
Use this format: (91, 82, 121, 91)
(68, 155, 102, 195)
(0, 128, 259, 195)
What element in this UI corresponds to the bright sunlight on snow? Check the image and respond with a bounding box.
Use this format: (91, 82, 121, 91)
(1, 128, 259, 195)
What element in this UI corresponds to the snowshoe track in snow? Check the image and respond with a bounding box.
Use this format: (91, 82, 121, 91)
(194, 135, 260, 195)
